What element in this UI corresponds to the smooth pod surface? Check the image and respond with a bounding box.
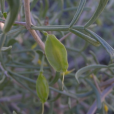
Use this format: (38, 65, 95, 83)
(45, 34, 68, 72)
(36, 72, 49, 103)
(3, 0, 20, 33)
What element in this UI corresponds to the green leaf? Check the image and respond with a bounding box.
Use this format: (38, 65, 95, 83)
(7, 39, 18, 46)
(49, 93, 61, 102)
(75, 64, 108, 82)
(49, 72, 60, 86)
(85, 0, 109, 27)
(1, 46, 12, 52)
(42, 0, 49, 17)
(0, 33, 6, 51)
(70, 29, 100, 46)
(85, 79, 102, 109)
(0, 0, 5, 14)
(3, 12, 7, 19)
(69, 0, 86, 27)
(89, 50, 99, 64)
(85, 29, 114, 61)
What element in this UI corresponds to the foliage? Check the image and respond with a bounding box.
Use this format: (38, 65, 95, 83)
(0, 0, 114, 114)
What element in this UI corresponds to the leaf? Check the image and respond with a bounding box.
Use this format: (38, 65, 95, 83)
(42, 0, 49, 17)
(1, 46, 12, 52)
(85, 29, 114, 61)
(85, 0, 109, 27)
(49, 93, 61, 102)
(70, 29, 100, 46)
(49, 72, 60, 86)
(7, 39, 18, 46)
(85, 79, 102, 109)
(3, 12, 7, 19)
(69, 0, 86, 27)
(75, 64, 108, 82)
(31, 42, 37, 49)
(0, 0, 5, 14)
(0, 33, 6, 51)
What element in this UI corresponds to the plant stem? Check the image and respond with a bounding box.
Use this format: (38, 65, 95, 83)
(42, 103, 44, 114)
(24, 0, 45, 51)
(40, 55, 45, 72)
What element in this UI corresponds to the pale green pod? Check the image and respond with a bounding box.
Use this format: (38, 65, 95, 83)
(36, 72, 49, 103)
(45, 34, 68, 72)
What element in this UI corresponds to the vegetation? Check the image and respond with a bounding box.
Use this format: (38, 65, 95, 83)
(0, 0, 114, 114)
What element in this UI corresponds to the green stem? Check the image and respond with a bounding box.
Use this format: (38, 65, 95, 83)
(0, 33, 6, 51)
(40, 55, 45, 73)
(0, 0, 5, 14)
(42, 103, 44, 114)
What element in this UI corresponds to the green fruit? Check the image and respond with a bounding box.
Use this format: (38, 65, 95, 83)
(45, 34, 68, 72)
(36, 72, 49, 103)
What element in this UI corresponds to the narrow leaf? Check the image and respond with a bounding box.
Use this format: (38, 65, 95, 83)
(3, 12, 7, 19)
(85, 0, 109, 27)
(70, 29, 100, 46)
(49, 93, 61, 102)
(85, 79, 102, 109)
(49, 72, 60, 86)
(0, 0, 5, 14)
(69, 0, 86, 27)
(1, 46, 12, 52)
(75, 64, 108, 82)
(85, 29, 114, 61)
(0, 33, 6, 51)
(7, 39, 18, 46)
(42, 0, 49, 17)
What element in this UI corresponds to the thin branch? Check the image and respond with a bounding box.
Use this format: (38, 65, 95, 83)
(100, 77, 114, 88)
(59, 32, 72, 42)
(0, 94, 30, 102)
(24, 0, 45, 51)
(0, 20, 26, 27)
(92, 74, 101, 93)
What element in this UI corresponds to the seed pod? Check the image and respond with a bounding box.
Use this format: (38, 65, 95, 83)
(3, 0, 20, 33)
(36, 72, 49, 103)
(45, 34, 68, 72)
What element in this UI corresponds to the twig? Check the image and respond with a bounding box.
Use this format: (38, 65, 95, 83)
(0, 20, 26, 27)
(0, 62, 9, 78)
(100, 77, 114, 88)
(0, 94, 30, 102)
(59, 32, 72, 42)
(92, 74, 101, 93)
(87, 83, 114, 114)
(23, 0, 45, 51)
